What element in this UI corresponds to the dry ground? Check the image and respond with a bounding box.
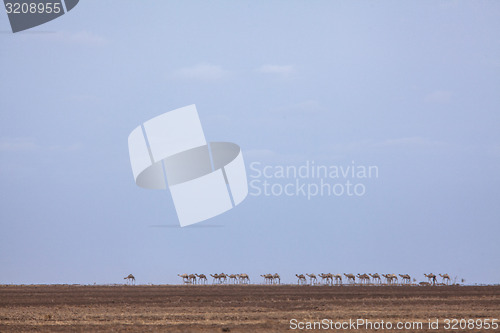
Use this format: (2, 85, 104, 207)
(0, 284, 499, 332)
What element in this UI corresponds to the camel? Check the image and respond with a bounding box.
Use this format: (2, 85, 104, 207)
(369, 273, 381, 284)
(318, 273, 327, 285)
(333, 274, 342, 285)
(357, 273, 370, 284)
(273, 273, 281, 285)
(219, 273, 228, 284)
(210, 273, 220, 284)
(326, 273, 335, 285)
(296, 274, 307, 285)
(239, 273, 250, 284)
(382, 274, 397, 285)
(124, 274, 135, 285)
(344, 273, 356, 284)
(261, 274, 274, 285)
(419, 281, 431, 286)
(399, 274, 411, 285)
(188, 274, 197, 284)
(319, 273, 333, 285)
(178, 273, 190, 284)
(195, 274, 207, 285)
(228, 274, 238, 284)
(306, 274, 317, 285)
(424, 273, 437, 285)
(439, 274, 451, 285)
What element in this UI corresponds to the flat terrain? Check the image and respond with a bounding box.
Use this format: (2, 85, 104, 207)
(0, 284, 499, 332)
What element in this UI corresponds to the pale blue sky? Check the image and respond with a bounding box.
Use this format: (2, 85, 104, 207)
(1, 1, 499, 285)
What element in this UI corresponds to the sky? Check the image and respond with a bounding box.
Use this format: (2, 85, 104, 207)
(0, 1, 499, 285)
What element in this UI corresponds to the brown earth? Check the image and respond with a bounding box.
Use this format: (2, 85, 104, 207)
(0, 284, 499, 332)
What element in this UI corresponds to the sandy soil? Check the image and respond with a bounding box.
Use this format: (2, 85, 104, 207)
(0, 284, 499, 332)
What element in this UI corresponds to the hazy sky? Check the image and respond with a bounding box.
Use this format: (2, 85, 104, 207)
(1, 1, 499, 285)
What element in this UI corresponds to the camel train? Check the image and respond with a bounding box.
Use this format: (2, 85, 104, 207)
(124, 272, 454, 286)
(176, 273, 250, 285)
(171, 272, 453, 286)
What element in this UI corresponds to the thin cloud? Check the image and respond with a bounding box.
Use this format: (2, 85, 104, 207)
(0, 138, 38, 152)
(273, 100, 324, 115)
(172, 63, 230, 82)
(0, 138, 81, 152)
(63, 31, 106, 44)
(67, 94, 100, 103)
(22, 30, 107, 45)
(244, 149, 305, 164)
(425, 90, 453, 103)
(257, 64, 294, 75)
(244, 149, 277, 160)
(47, 143, 81, 152)
(373, 137, 448, 148)
(329, 137, 449, 154)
